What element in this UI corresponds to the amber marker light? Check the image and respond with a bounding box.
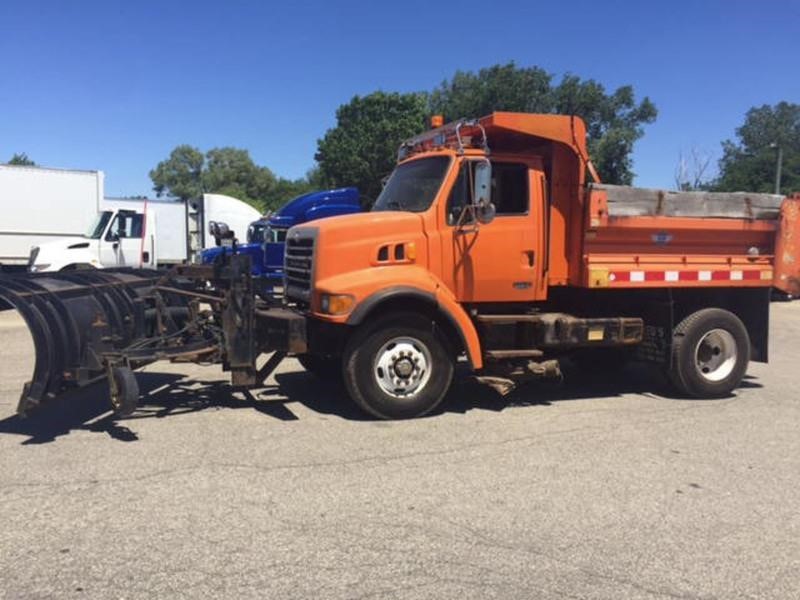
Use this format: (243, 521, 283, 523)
(320, 294, 355, 315)
(430, 115, 444, 128)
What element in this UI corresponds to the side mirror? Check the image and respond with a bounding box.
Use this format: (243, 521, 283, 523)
(476, 202, 496, 224)
(472, 159, 495, 225)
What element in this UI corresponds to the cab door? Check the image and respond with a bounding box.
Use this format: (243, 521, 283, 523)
(99, 210, 145, 267)
(439, 157, 547, 303)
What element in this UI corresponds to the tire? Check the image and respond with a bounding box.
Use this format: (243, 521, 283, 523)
(668, 308, 750, 398)
(297, 353, 342, 381)
(110, 366, 140, 417)
(342, 313, 455, 419)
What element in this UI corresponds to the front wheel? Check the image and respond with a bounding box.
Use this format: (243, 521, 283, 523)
(668, 308, 750, 398)
(343, 313, 455, 419)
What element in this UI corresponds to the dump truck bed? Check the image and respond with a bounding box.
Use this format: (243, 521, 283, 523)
(579, 185, 783, 289)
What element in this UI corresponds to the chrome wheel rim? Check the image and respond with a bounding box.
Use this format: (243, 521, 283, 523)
(373, 336, 432, 399)
(694, 328, 737, 382)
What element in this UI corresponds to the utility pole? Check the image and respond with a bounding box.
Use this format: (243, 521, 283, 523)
(770, 142, 784, 195)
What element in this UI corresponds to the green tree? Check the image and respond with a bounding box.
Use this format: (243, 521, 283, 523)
(315, 91, 429, 202)
(149, 145, 205, 201)
(429, 63, 552, 119)
(265, 177, 315, 211)
(203, 147, 275, 206)
(7, 152, 36, 166)
(429, 62, 657, 185)
(714, 102, 800, 194)
(150, 145, 324, 211)
(260, 167, 328, 212)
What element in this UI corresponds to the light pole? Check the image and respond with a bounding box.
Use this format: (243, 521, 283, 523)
(770, 142, 784, 195)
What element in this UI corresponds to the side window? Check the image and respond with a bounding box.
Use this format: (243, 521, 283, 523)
(446, 163, 471, 225)
(492, 163, 528, 215)
(128, 214, 143, 237)
(105, 212, 143, 240)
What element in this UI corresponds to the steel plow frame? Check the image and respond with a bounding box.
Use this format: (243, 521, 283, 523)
(1, 255, 287, 418)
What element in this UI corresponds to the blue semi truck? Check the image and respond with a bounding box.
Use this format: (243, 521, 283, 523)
(201, 187, 360, 288)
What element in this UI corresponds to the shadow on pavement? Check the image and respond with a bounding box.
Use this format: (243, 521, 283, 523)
(0, 373, 183, 445)
(0, 361, 762, 445)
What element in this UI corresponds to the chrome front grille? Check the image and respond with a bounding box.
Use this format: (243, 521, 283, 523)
(284, 229, 316, 303)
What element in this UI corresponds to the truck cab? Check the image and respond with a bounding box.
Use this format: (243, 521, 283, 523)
(201, 187, 361, 286)
(29, 208, 156, 272)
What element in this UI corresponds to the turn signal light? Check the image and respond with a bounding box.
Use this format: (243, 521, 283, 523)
(431, 115, 444, 128)
(320, 293, 355, 315)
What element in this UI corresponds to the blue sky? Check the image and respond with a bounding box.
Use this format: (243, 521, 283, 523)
(1, 0, 798, 197)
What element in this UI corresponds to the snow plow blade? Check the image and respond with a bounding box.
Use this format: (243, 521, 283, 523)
(0, 269, 168, 415)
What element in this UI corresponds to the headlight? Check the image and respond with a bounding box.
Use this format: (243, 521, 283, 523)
(320, 293, 355, 315)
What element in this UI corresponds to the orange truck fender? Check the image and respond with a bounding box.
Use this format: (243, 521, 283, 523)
(323, 266, 484, 369)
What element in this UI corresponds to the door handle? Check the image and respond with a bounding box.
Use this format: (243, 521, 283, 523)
(525, 251, 535, 267)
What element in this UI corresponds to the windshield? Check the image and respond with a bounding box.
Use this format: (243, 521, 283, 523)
(265, 227, 287, 243)
(248, 223, 267, 244)
(85, 211, 112, 239)
(372, 156, 451, 213)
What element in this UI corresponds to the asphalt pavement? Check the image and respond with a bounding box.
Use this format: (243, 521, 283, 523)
(1, 303, 799, 599)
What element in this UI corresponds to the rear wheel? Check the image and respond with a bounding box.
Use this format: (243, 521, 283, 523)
(343, 313, 455, 419)
(668, 308, 750, 398)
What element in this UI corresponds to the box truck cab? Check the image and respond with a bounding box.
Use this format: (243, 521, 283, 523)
(28, 208, 152, 272)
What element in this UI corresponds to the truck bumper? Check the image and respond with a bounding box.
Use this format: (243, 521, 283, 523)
(255, 307, 308, 354)
(254, 307, 351, 358)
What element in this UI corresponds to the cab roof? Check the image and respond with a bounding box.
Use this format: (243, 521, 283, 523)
(398, 111, 596, 180)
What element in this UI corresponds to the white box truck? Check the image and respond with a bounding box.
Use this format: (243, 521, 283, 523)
(0, 164, 104, 270)
(0, 163, 261, 272)
(29, 194, 260, 272)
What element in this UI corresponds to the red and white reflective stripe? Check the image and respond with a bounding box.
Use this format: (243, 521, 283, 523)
(609, 269, 771, 283)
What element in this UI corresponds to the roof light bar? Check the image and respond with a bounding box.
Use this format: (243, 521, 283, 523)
(397, 118, 490, 161)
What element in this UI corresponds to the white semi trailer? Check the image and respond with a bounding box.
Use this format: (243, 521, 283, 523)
(0, 164, 260, 272)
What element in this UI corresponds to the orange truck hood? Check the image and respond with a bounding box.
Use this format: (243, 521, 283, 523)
(306, 211, 429, 284)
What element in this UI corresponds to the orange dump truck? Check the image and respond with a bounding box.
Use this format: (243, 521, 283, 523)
(1, 112, 792, 420)
(275, 112, 784, 418)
